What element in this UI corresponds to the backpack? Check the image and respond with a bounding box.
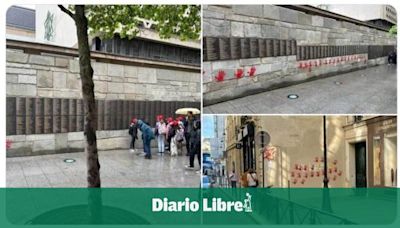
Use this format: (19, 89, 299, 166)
(128, 125, 134, 135)
(168, 125, 176, 138)
(175, 129, 184, 143)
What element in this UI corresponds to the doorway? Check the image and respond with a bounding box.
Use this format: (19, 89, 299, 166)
(355, 142, 367, 188)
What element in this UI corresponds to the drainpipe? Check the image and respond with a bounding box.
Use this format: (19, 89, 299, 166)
(322, 115, 332, 212)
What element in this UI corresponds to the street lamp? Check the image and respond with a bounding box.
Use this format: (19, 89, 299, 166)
(322, 115, 332, 212)
(323, 116, 329, 188)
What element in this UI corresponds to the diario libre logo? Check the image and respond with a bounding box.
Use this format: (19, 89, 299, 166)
(152, 193, 252, 213)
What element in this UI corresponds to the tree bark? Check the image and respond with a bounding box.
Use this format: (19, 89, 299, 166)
(74, 5, 101, 187)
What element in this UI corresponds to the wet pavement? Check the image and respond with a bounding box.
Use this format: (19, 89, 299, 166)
(204, 65, 397, 114)
(7, 149, 200, 187)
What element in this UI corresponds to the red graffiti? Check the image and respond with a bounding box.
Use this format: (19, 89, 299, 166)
(248, 66, 256, 77)
(215, 70, 225, 82)
(235, 68, 244, 79)
(6, 139, 12, 149)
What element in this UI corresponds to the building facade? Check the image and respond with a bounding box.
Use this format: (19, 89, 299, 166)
(317, 5, 397, 30)
(6, 5, 201, 157)
(203, 5, 397, 105)
(224, 116, 397, 188)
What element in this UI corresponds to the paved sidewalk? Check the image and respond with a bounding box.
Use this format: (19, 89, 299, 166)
(7, 149, 200, 188)
(204, 65, 397, 114)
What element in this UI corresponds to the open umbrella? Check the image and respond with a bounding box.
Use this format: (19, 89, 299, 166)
(175, 108, 201, 115)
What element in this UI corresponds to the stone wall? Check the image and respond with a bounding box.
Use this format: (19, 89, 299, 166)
(6, 41, 200, 157)
(6, 50, 200, 101)
(6, 130, 162, 157)
(203, 5, 397, 105)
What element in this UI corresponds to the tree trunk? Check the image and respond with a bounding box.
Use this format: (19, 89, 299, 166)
(74, 5, 101, 187)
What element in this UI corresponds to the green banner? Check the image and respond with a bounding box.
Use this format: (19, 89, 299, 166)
(0, 188, 398, 226)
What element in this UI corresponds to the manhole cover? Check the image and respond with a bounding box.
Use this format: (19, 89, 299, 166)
(287, 94, 299, 99)
(63, 159, 76, 163)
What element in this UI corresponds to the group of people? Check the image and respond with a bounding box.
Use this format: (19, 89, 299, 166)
(228, 169, 258, 188)
(128, 112, 201, 170)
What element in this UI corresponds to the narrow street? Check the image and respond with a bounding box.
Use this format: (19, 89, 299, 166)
(204, 65, 397, 114)
(7, 150, 200, 188)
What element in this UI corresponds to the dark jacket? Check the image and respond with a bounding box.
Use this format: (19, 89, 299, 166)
(128, 124, 138, 138)
(190, 121, 201, 149)
(137, 119, 155, 141)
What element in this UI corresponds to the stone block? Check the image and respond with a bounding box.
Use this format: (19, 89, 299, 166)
(138, 67, 157, 83)
(261, 25, 280, 39)
(261, 57, 275, 64)
(279, 7, 299, 24)
(256, 64, 272, 75)
(204, 10, 225, 19)
(212, 60, 240, 70)
(29, 55, 55, 66)
(69, 59, 80, 73)
(67, 73, 81, 89)
(53, 72, 67, 88)
(6, 50, 28, 63)
(53, 90, 81, 99)
(124, 65, 138, 77)
(263, 5, 280, 20)
(298, 13, 312, 26)
(55, 133, 69, 151)
(312, 16, 324, 27)
(37, 89, 54, 97)
(237, 76, 253, 87)
(68, 140, 85, 151)
(244, 23, 261, 37)
(93, 62, 108, 75)
(18, 75, 36, 84)
(271, 62, 283, 72)
(6, 135, 26, 142)
(97, 130, 127, 139)
(6, 74, 18, 83)
(26, 134, 54, 141)
(203, 62, 212, 83)
(226, 13, 255, 23)
(107, 63, 124, 77)
(107, 82, 124, 93)
(240, 58, 261, 66)
(6, 67, 36, 75)
(37, 70, 53, 88)
(203, 19, 230, 37)
(32, 140, 56, 152)
(323, 17, 338, 28)
(279, 27, 289, 39)
(231, 22, 244, 37)
(55, 57, 69, 67)
(233, 5, 263, 17)
(7, 83, 36, 96)
(97, 137, 130, 150)
(94, 81, 107, 93)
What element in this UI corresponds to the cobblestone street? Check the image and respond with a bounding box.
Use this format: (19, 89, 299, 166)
(7, 149, 200, 187)
(204, 65, 397, 114)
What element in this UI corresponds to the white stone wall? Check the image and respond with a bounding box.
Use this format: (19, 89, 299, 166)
(6, 129, 161, 157)
(6, 50, 201, 102)
(203, 5, 396, 105)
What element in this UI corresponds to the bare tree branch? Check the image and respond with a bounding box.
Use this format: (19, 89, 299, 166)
(58, 5, 75, 19)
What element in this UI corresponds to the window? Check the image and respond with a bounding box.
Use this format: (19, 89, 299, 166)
(92, 36, 200, 66)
